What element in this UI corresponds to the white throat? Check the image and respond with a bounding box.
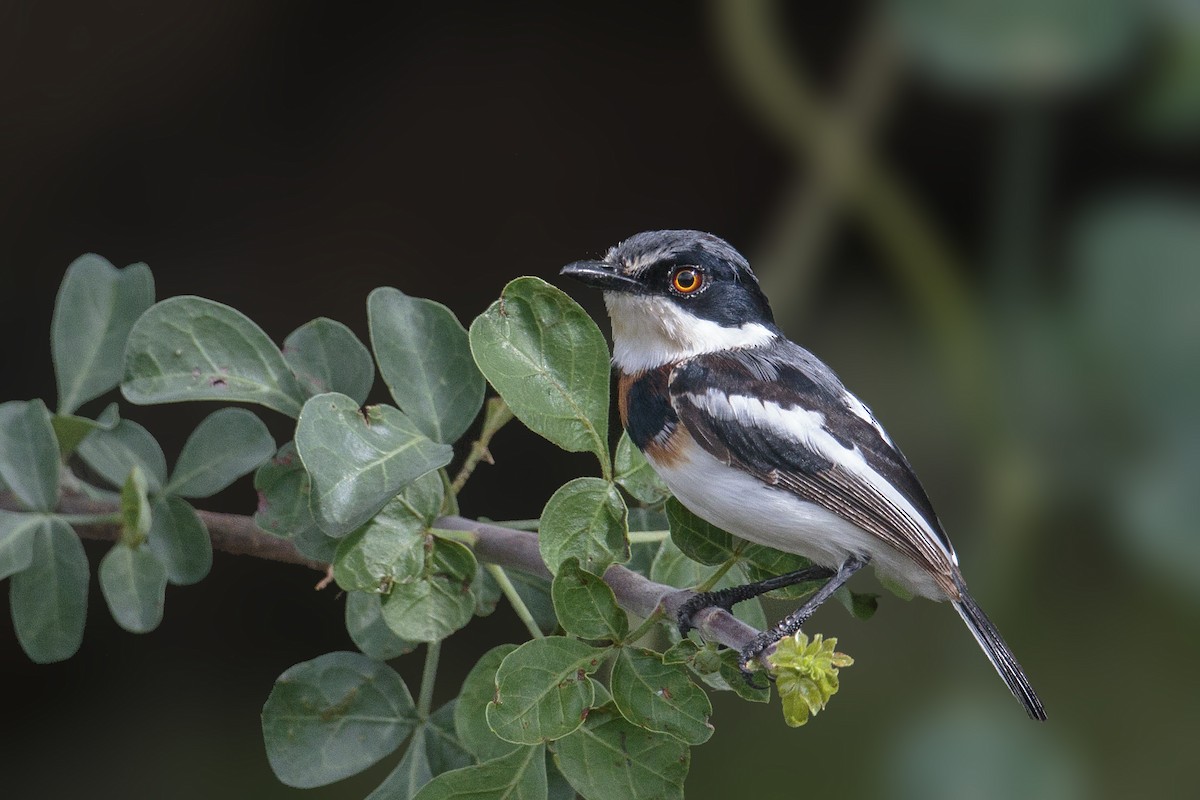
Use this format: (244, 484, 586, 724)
(604, 293, 776, 373)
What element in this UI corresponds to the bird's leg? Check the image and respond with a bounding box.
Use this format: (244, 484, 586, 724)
(738, 554, 869, 679)
(676, 564, 835, 637)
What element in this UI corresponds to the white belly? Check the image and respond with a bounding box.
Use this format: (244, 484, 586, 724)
(649, 444, 949, 600)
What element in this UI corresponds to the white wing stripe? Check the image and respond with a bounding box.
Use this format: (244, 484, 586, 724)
(687, 387, 954, 561)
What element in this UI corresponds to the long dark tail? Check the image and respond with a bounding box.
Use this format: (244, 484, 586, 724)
(952, 579, 1046, 721)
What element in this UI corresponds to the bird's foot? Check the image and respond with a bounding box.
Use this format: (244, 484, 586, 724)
(737, 631, 780, 689)
(676, 591, 736, 638)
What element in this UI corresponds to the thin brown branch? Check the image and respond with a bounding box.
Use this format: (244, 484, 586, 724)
(0, 491, 762, 652)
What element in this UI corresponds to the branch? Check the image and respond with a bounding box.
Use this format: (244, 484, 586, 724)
(0, 492, 761, 653)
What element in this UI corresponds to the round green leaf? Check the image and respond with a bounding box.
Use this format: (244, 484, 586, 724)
(551, 557, 628, 642)
(413, 743, 546, 800)
(165, 408, 275, 498)
(296, 393, 454, 536)
(539, 477, 628, 576)
(469, 276, 611, 472)
(551, 705, 689, 800)
(665, 497, 734, 566)
(486, 636, 606, 745)
(455, 644, 521, 762)
(333, 497, 427, 593)
(122, 295, 307, 417)
(649, 540, 766, 630)
(379, 539, 477, 642)
(0, 400, 61, 512)
(369, 287, 485, 444)
(284, 317, 376, 405)
(262, 651, 417, 788)
(146, 495, 212, 585)
(345, 591, 419, 661)
(76, 417, 168, 494)
(52, 254, 155, 415)
(611, 648, 713, 745)
(99, 543, 168, 634)
(615, 433, 670, 505)
(10, 518, 89, 663)
(0, 511, 40, 581)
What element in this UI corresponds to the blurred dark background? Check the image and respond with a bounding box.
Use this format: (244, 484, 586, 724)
(3, 1, 1198, 798)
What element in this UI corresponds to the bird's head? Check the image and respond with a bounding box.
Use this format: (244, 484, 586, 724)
(561, 230, 777, 373)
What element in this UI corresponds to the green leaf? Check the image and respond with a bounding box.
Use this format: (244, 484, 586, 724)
(333, 497, 427, 593)
(413, 743, 547, 800)
(51, 402, 119, 458)
(367, 702, 474, 800)
(380, 539, 477, 642)
(76, 417, 168, 494)
(296, 393, 454, 536)
(9, 518, 89, 663)
(145, 495, 212, 585)
(0, 400, 60, 512)
(98, 542, 168, 633)
(713, 650, 771, 703)
(614, 433, 670, 505)
(665, 497, 733, 566)
(254, 441, 335, 561)
(455, 644, 521, 762)
(551, 705, 689, 800)
(119, 465, 152, 547)
(741, 544, 821, 601)
(539, 477, 628, 575)
(346, 591, 419, 660)
(486, 636, 606, 745)
(262, 651, 418, 788)
(121, 296, 307, 417)
(835, 586, 880, 621)
(52, 254, 155, 414)
(284, 317, 376, 405)
(468, 277, 611, 473)
(369, 287, 485, 444)
(550, 557, 628, 641)
(164, 408, 275, 498)
(610, 648, 713, 745)
(0, 511, 40, 580)
(500, 569, 559, 635)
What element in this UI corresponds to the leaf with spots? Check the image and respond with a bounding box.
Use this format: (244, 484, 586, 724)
(551, 557, 628, 642)
(379, 538, 477, 643)
(121, 296, 308, 417)
(486, 636, 607, 745)
(455, 644, 520, 762)
(610, 647, 713, 745)
(539, 477, 628, 576)
(261, 651, 417, 788)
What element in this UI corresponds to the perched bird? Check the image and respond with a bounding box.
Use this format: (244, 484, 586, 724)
(561, 229, 1045, 721)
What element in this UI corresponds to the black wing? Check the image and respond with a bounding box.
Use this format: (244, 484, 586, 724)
(668, 344, 956, 583)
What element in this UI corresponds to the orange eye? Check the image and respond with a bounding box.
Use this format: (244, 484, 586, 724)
(671, 268, 702, 294)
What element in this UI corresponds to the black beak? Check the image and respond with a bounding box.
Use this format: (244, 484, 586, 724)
(560, 260, 642, 292)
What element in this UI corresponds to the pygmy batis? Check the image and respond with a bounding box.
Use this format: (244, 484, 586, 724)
(561, 229, 1046, 721)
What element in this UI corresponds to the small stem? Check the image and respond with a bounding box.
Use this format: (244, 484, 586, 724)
(428, 528, 478, 547)
(627, 530, 669, 544)
(695, 557, 739, 594)
(622, 608, 666, 644)
(451, 398, 515, 495)
(486, 564, 544, 640)
(417, 641, 441, 719)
